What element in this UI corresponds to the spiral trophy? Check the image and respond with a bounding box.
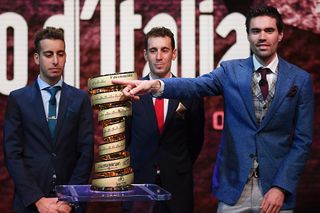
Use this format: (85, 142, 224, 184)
(88, 72, 137, 191)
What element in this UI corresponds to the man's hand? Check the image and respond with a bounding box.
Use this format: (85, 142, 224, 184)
(112, 79, 161, 100)
(56, 201, 72, 213)
(35, 197, 59, 213)
(260, 187, 285, 213)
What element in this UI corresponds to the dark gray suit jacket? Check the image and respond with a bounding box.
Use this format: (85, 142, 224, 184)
(129, 75, 204, 213)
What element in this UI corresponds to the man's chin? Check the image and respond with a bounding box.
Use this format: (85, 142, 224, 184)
(256, 52, 273, 59)
(49, 74, 62, 81)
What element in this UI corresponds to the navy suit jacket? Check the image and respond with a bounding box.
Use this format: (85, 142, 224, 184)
(161, 57, 314, 209)
(4, 81, 94, 212)
(129, 75, 204, 212)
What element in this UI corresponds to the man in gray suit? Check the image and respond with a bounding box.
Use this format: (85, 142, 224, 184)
(113, 6, 314, 213)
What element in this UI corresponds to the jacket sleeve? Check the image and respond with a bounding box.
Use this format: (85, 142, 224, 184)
(272, 74, 314, 194)
(4, 93, 44, 207)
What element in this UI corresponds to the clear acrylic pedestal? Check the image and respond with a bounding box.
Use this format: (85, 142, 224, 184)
(56, 184, 171, 212)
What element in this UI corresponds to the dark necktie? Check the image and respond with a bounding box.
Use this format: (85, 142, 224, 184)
(258, 68, 271, 100)
(154, 98, 164, 134)
(45, 86, 61, 138)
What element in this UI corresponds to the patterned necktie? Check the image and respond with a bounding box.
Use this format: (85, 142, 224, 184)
(258, 68, 271, 100)
(154, 98, 164, 134)
(45, 86, 61, 138)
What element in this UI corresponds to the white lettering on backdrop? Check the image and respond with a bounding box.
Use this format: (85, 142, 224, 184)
(0, 0, 249, 96)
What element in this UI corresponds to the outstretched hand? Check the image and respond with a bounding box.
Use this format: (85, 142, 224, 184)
(112, 79, 161, 100)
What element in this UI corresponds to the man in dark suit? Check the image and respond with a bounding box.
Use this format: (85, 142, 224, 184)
(126, 27, 204, 213)
(114, 6, 314, 213)
(4, 27, 94, 213)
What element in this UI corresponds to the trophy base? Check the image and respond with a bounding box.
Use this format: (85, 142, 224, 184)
(90, 184, 133, 191)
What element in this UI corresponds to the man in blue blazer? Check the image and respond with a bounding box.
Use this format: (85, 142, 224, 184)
(125, 27, 204, 213)
(4, 27, 94, 213)
(114, 6, 314, 213)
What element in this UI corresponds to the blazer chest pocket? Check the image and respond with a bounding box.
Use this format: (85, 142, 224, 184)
(272, 99, 297, 123)
(175, 102, 189, 119)
(65, 108, 77, 120)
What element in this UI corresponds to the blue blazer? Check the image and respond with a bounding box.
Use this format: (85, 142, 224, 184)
(128, 75, 204, 212)
(4, 81, 94, 212)
(162, 56, 314, 209)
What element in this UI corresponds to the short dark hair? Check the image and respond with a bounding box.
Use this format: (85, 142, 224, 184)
(144, 27, 175, 50)
(245, 6, 283, 34)
(34, 27, 65, 53)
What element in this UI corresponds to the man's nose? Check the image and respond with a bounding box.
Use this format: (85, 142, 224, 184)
(52, 54, 58, 65)
(258, 31, 266, 40)
(156, 51, 162, 60)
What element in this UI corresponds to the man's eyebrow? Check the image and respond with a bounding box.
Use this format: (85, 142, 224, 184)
(42, 50, 53, 54)
(264, 27, 276, 30)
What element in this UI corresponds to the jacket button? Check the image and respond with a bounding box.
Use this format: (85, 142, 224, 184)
(249, 154, 255, 158)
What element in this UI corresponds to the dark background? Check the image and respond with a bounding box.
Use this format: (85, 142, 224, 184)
(0, 0, 319, 212)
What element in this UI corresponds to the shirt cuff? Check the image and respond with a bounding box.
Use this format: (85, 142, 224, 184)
(152, 80, 164, 98)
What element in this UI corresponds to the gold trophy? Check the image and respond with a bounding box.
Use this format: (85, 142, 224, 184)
(88, 72, 137, 191)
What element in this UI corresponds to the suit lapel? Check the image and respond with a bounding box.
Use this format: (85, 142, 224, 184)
(165, 99, 179, 124)
(163, 99, 179, 134)
(139, 75, 159, 135)
(259, 58, 294, 128)
(55, 83, 69, 143)
(31, 82, 54, 146)
(236, 57, 258, 127)
(140, 93, 160, 133)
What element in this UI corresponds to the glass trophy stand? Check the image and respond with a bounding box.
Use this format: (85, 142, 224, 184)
(56, 184, 171, 212)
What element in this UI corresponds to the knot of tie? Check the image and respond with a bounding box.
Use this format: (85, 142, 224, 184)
(257, 67, 271, 86)
(45, 86, 61, 105)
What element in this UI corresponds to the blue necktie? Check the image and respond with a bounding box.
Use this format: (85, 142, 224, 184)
(45, 86, 61, 138)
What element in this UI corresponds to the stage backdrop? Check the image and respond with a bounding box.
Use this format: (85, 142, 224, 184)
(0, 0, 319, 212)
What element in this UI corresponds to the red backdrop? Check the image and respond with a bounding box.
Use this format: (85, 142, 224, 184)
(0, 0, 319, 212)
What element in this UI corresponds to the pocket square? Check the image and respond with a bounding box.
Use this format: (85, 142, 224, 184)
(176, 102, 187, 118)
(287, 85, 298, 97)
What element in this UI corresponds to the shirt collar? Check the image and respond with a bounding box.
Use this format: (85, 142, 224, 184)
(37, 75, 63, 90)
(149, 72, 172, 80)
(253, 54, 279, 74)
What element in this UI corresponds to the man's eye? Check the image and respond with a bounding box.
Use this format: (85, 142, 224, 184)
(265, 28, 275, 33)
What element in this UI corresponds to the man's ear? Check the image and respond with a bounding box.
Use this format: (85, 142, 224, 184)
(33, 53, 40, 65)
(172, 49, 177, 61)
(278, 32, 284, 42)
(143, 49, 148, 61)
